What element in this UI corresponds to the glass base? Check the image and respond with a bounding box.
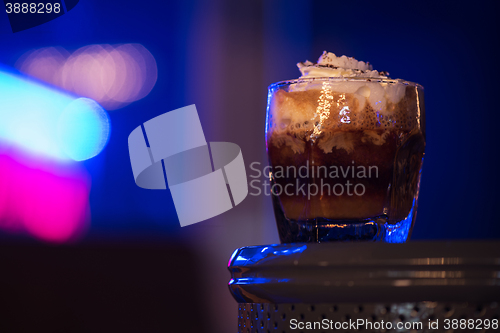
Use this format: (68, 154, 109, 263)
(274, 200, 417, 243)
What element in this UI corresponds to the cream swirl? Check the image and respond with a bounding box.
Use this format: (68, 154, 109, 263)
(297, 51, 389, 78)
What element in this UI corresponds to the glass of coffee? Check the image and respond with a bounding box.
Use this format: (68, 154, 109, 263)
(266, 52, 425, 243)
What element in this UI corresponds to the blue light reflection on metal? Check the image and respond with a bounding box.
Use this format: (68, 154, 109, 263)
(229, 277, 272, 285)
(227, 248, 240, 268)
(229, 277, 290, 286)
(275, 245, 307, 255)
(229, 244, 308, 267)
(0, 65, 110, 162)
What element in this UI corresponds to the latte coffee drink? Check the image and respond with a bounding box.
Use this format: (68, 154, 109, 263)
(266, 52, 425, 243)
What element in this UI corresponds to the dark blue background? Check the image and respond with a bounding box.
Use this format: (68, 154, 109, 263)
(1, 0, 499, 241)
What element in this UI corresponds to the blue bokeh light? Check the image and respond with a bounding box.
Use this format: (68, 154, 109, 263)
(57, 98, 110, 161)
(0, 66, 110, 162)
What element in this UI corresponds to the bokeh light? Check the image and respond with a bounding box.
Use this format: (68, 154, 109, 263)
(0, 67, 111, 162)
(0, 148, 90, 243)
(57, 98, 110, 162)
(16, 43, 158, 110)
(16, 46, 70, 85)
(0, 66, 104, 243)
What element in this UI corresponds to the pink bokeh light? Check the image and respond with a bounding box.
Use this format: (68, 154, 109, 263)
(17, 47, 70, 85)
(16, 44, 158, 110)
(0, 148, 90, 243)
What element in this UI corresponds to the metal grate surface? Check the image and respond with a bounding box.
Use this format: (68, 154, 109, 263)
(238, 302, 500, 332)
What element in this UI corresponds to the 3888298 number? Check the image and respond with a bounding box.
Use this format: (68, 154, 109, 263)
(444, 318, 499, 330)
(5, 3, 61, 14)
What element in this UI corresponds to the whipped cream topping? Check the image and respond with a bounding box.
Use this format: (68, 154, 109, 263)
(290, 51, 406, 111)
(298, 51, 389, 78)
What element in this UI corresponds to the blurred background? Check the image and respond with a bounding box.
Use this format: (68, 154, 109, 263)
(0, 0, 498, 332)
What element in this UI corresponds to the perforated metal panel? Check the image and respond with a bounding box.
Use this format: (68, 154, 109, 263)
(238, 302, 500, 333)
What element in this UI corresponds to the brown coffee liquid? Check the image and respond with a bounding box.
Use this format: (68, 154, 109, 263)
(268, 129, 424, 221)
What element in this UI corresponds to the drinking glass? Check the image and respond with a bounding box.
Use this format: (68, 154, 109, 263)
(265, 77, 425, 243)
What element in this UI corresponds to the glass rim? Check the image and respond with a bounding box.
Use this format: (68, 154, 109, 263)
(269, 77, 424, 91)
